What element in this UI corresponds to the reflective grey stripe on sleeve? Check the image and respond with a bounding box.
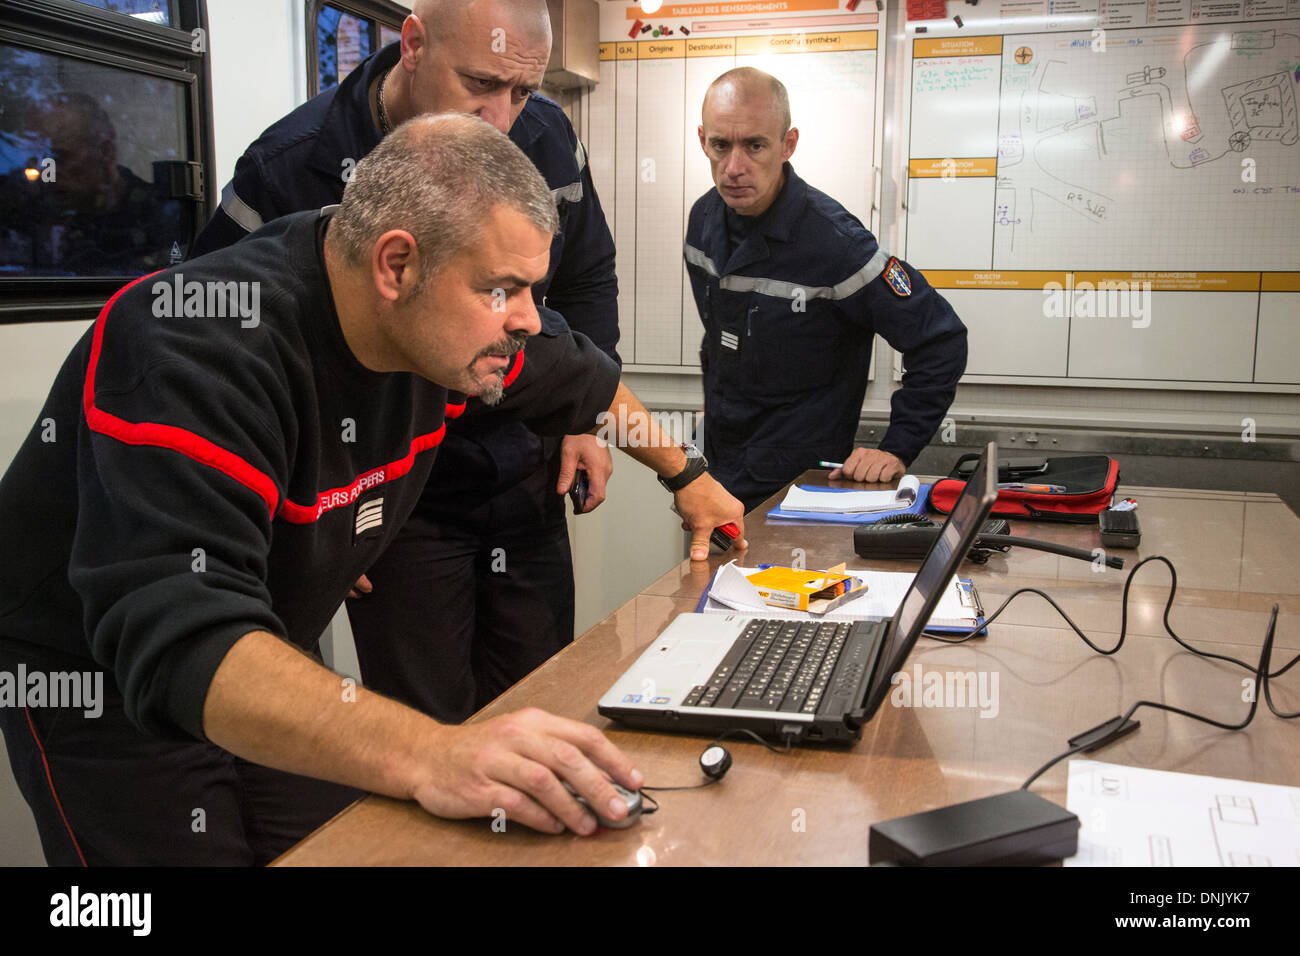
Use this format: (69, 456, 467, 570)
(684, 243, 891, 300)
(576, 138, 588, 174)
(683, 242, 720, 277)
(829, 248, 891, 298)
(220, 181, 264, 234)
(553, 182, 584, 204)
(722, 249, 891, 300)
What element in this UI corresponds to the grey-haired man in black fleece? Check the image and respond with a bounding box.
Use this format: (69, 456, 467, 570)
(0, 114, 744, 865)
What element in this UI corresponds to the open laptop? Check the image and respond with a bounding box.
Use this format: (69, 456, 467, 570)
(598, 442, 1001, 744)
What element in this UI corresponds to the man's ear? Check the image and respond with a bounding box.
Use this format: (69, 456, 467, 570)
(698, 125, 708, 155)
(372, 230, 419, 302)
(400, 13, 425, 71)
(782, 127, 799, 163)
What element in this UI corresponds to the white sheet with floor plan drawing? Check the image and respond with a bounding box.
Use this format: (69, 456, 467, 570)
(1065, 759, 1300, 866)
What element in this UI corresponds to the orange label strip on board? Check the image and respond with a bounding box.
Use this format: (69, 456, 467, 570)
(922, 271, 1268, 292)
(921, 271, 1068, 289)
(1080, 272, 1259, 292)
(626, 0, 839, 18)
(913, 36, 1003, 57)
(909, 158, 997, 177)
(639, 39, 687, 59)
(736, 31, 878, 54)
(1262, 273, 1300, 292)
(686, 37, 737, 57)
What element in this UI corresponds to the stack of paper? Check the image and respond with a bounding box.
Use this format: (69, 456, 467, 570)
(779, 475, 920, 514)
(701, 562, 982, 632)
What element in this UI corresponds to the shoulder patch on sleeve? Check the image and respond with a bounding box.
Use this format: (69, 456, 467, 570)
(884, 257, 912, 298)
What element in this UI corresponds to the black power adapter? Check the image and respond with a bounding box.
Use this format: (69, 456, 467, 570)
(868, 790, 1080, 866)
(1099, 508, 1141, 548)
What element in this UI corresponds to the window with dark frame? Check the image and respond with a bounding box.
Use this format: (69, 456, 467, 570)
(0, 0, 215, 324)
(309, 0, 406, 97)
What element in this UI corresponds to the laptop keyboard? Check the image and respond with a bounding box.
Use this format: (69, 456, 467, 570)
(680, 618, 870, 715)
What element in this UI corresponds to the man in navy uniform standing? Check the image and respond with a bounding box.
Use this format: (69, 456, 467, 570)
(194, 0, 633, 722)
(685, 68, 968, 512)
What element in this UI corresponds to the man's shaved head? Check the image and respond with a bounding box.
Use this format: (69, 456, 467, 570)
(390, 0, 553, 134)
(703, 67, 791, 136)
(411, 0, 552, 48)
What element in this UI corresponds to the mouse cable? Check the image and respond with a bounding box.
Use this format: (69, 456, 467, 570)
(1020, 606, 1279, 790)
(640, 728, 795, 794)
(920, 555, 1298, 717)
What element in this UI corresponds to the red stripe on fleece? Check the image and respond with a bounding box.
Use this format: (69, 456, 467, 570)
(276, 424, 447, 524)
(83, 273, 282, 518)
(24, 707, 88, 867)
(83, 273, 448, 526)
(502, 350, 525, 387)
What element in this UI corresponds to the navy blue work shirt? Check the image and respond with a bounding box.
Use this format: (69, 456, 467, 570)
(191, 42, 620, 514)
(684, 163, 967, 510)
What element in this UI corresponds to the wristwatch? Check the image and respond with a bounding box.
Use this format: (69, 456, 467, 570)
(657, 442, 709, 493)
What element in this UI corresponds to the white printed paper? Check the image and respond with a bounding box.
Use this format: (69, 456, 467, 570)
(1066, 760, 1300, 867)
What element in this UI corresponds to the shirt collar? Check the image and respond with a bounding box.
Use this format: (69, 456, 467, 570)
(306, 41, 402, 178)
(749, 162, 805, 243)
(311, 206, 389, 383)
(711, 163, 806, 274)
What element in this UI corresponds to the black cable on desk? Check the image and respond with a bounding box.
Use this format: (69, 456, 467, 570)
(913, 553, 1296, 791)
(922, 555, 1300, 716)
(974, 533, 1124, 569)
(1021, 606, 1279, 790)
(639, 728, 795, 797)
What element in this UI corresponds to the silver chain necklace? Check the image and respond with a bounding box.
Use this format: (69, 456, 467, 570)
(376, 66, 394, 134)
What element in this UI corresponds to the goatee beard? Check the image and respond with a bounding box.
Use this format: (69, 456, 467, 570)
(470, 331, 528, 405)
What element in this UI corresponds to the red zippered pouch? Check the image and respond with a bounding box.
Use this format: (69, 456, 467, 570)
(930, 455, 1120, 523)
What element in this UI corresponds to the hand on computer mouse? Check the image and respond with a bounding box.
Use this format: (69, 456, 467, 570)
(563, 780, 643, 829)
(409, 707, 644, 836)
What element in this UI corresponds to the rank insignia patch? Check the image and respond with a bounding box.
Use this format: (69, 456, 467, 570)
(884, 257, 912, 297)
(354, 495, 384, 542)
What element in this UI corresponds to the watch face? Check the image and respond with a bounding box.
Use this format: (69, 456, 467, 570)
(682, 442, 703, 460)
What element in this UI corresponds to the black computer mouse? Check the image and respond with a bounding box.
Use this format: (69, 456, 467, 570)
(562, 780, 643, 829)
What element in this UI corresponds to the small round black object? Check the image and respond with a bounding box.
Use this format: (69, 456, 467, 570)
(700, 744, 732, 780)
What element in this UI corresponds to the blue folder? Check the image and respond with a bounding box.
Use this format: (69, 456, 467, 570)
(766, 483, 932, 524)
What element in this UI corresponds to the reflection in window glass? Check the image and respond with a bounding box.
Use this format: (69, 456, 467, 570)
(318, 6, 373, 92)
(67, 0, 172, 26)
(0, 44, 192, 278)
(380, 25, 402, 49)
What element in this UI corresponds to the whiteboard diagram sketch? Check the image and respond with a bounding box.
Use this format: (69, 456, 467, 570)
(992, 24, 1300, 271)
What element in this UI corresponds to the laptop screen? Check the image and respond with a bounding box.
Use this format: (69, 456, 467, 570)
(863, 443, 999, 713)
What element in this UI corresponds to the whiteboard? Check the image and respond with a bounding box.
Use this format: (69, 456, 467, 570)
(896, 0, 1300, 390)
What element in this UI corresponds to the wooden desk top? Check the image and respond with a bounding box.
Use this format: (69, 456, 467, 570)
(275, 481, 1299, 866)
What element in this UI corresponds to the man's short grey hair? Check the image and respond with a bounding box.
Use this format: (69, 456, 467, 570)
(706, 67, 792, 135)
(331, 113, 559, 280)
